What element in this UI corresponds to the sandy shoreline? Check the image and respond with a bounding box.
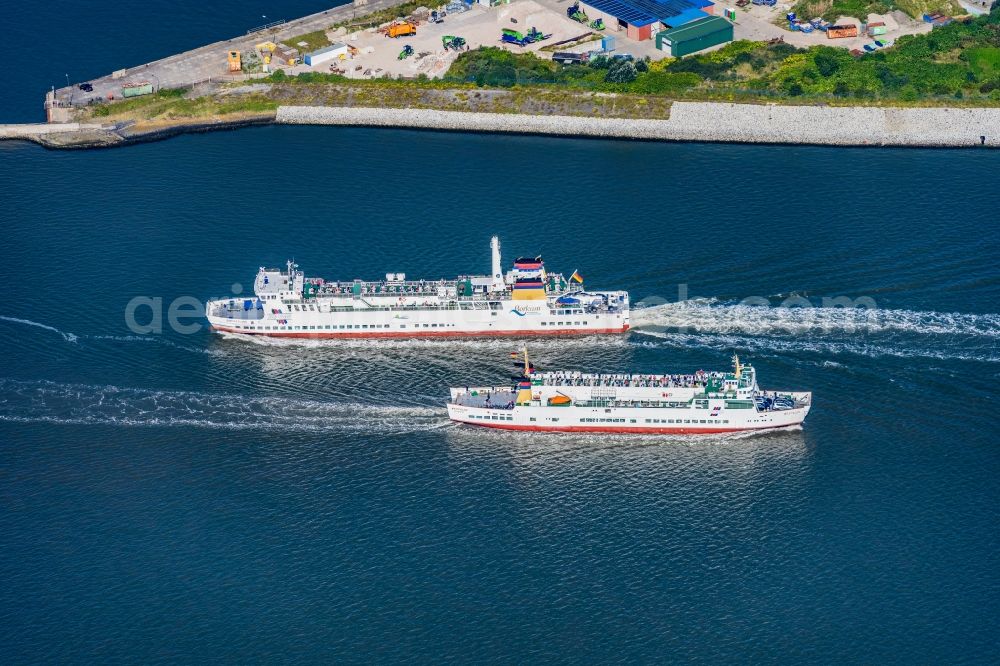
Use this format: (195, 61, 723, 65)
(4, 102, 999, 149)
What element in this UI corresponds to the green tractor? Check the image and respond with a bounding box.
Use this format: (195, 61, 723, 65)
(567, 2, 589, 24)
(442, 35, 467, 51)
(398, 44, 414, 60)
(590, 18, 605, 30)
(526, 27, 550, 42)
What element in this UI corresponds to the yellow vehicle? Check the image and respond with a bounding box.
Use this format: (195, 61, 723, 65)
(385, 22, 417, 38)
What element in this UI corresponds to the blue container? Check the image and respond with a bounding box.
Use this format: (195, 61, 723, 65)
(787, 12, 797, 21)
(601, 35, 616, 51)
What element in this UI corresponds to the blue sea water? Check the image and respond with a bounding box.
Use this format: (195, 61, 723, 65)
(3, 2, 1000, 664)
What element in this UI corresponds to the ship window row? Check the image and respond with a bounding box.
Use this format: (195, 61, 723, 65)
(644, 418, 730, 424)
(228, 322, 460, 331)
(470, 414, 514, 421)
(581, 418, 627, 423)
(541, 321, 588, 327)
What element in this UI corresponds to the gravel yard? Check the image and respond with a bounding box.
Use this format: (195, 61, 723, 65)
(281, 2, 599, 80)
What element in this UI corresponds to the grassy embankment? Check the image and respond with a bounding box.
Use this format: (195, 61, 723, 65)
(85, 88, 279, 125)
(78, 75, 673, 122)
(790, 0, 961, 22)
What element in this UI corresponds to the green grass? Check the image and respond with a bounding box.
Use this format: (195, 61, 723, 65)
(86, 90, 278, 122)
(893, 0, 961, 18)
(966, 47, 1000, 79)
(791, 0, 958, 21)
(89, 88, 186, 117)
(284, 30, 331, 54)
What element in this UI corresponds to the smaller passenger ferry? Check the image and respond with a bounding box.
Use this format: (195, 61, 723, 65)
(447, 351, 811, 435)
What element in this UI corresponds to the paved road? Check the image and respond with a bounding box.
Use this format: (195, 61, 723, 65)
(52, 0, 405, 110)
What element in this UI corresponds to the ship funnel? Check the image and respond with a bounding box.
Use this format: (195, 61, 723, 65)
(490, 236, 503, 291)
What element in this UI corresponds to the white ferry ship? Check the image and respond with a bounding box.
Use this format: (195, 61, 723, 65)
(206, 237, 629, 339)
(448, 353, 811, 435)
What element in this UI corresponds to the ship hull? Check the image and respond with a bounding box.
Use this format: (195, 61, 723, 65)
(448, 421, 802, 435)
(212, 324, 629, 339)
(207, 299, 629, 339)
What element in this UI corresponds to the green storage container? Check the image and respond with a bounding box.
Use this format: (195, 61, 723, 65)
(656, 17, 734, 58)
(122, 82, 153, 98)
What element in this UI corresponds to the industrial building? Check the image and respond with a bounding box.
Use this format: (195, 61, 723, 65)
(577, 0, 719, 42)
(655, 15, 734, 56)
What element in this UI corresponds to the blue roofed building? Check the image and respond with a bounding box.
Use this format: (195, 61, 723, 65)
(576, 0, 718, 42)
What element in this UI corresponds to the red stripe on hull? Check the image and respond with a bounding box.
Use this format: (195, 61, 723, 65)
(451, 420, 799, 435)
(212, 325, 629, 339)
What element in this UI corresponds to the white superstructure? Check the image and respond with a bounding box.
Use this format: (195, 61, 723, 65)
(448, 354, 811, 435)
(206, 237, 629, 338)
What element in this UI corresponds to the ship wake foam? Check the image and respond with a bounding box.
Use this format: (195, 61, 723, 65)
(631, 301, 1000, 339)
(632, 329, 999, 363)
(0, 315, 79, 343)
(630, 301, 999, 362)
(0, 379, 447, 433)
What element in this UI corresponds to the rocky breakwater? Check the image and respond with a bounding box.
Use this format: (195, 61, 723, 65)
(0, 123, 123, 148)
(277, 103, 1000, 147)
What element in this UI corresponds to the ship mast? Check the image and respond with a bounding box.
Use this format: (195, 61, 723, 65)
(490, 236, 504, 293)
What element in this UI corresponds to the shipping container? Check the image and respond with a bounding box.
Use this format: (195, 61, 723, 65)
(552, 51, 587, 64)
(304, 43, 349, 66)
(827, 24, 859, 38)
(122, 81, 153, 98)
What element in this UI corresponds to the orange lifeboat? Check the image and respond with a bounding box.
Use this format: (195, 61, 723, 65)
(547, 394, 572, 406)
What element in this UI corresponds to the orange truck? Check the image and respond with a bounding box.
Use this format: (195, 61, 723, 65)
(385, 22, 417, 38)
(827, 24, 859, 38)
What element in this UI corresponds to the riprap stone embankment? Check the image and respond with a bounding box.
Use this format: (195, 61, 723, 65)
(276, 103, 1000, 147)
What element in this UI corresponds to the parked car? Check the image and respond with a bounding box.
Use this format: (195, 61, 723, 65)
(78, 83, 94, 92)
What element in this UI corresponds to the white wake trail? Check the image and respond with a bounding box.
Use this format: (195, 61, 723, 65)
(631, 302, 1000, 338)
(0, 379, 448, 433)
(0, 315, 79, 342)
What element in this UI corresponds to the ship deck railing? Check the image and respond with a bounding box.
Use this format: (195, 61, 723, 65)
(453, 389, 517, 410)
(572, 399, 695, 409)
(211, 303, 265, 320)
(289, 298, 622, 314)
(533, 372, 729, 389)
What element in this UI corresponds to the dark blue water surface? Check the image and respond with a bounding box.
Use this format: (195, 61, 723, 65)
(3, 2, 1000, 663)
(2, 128, 998, 663)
